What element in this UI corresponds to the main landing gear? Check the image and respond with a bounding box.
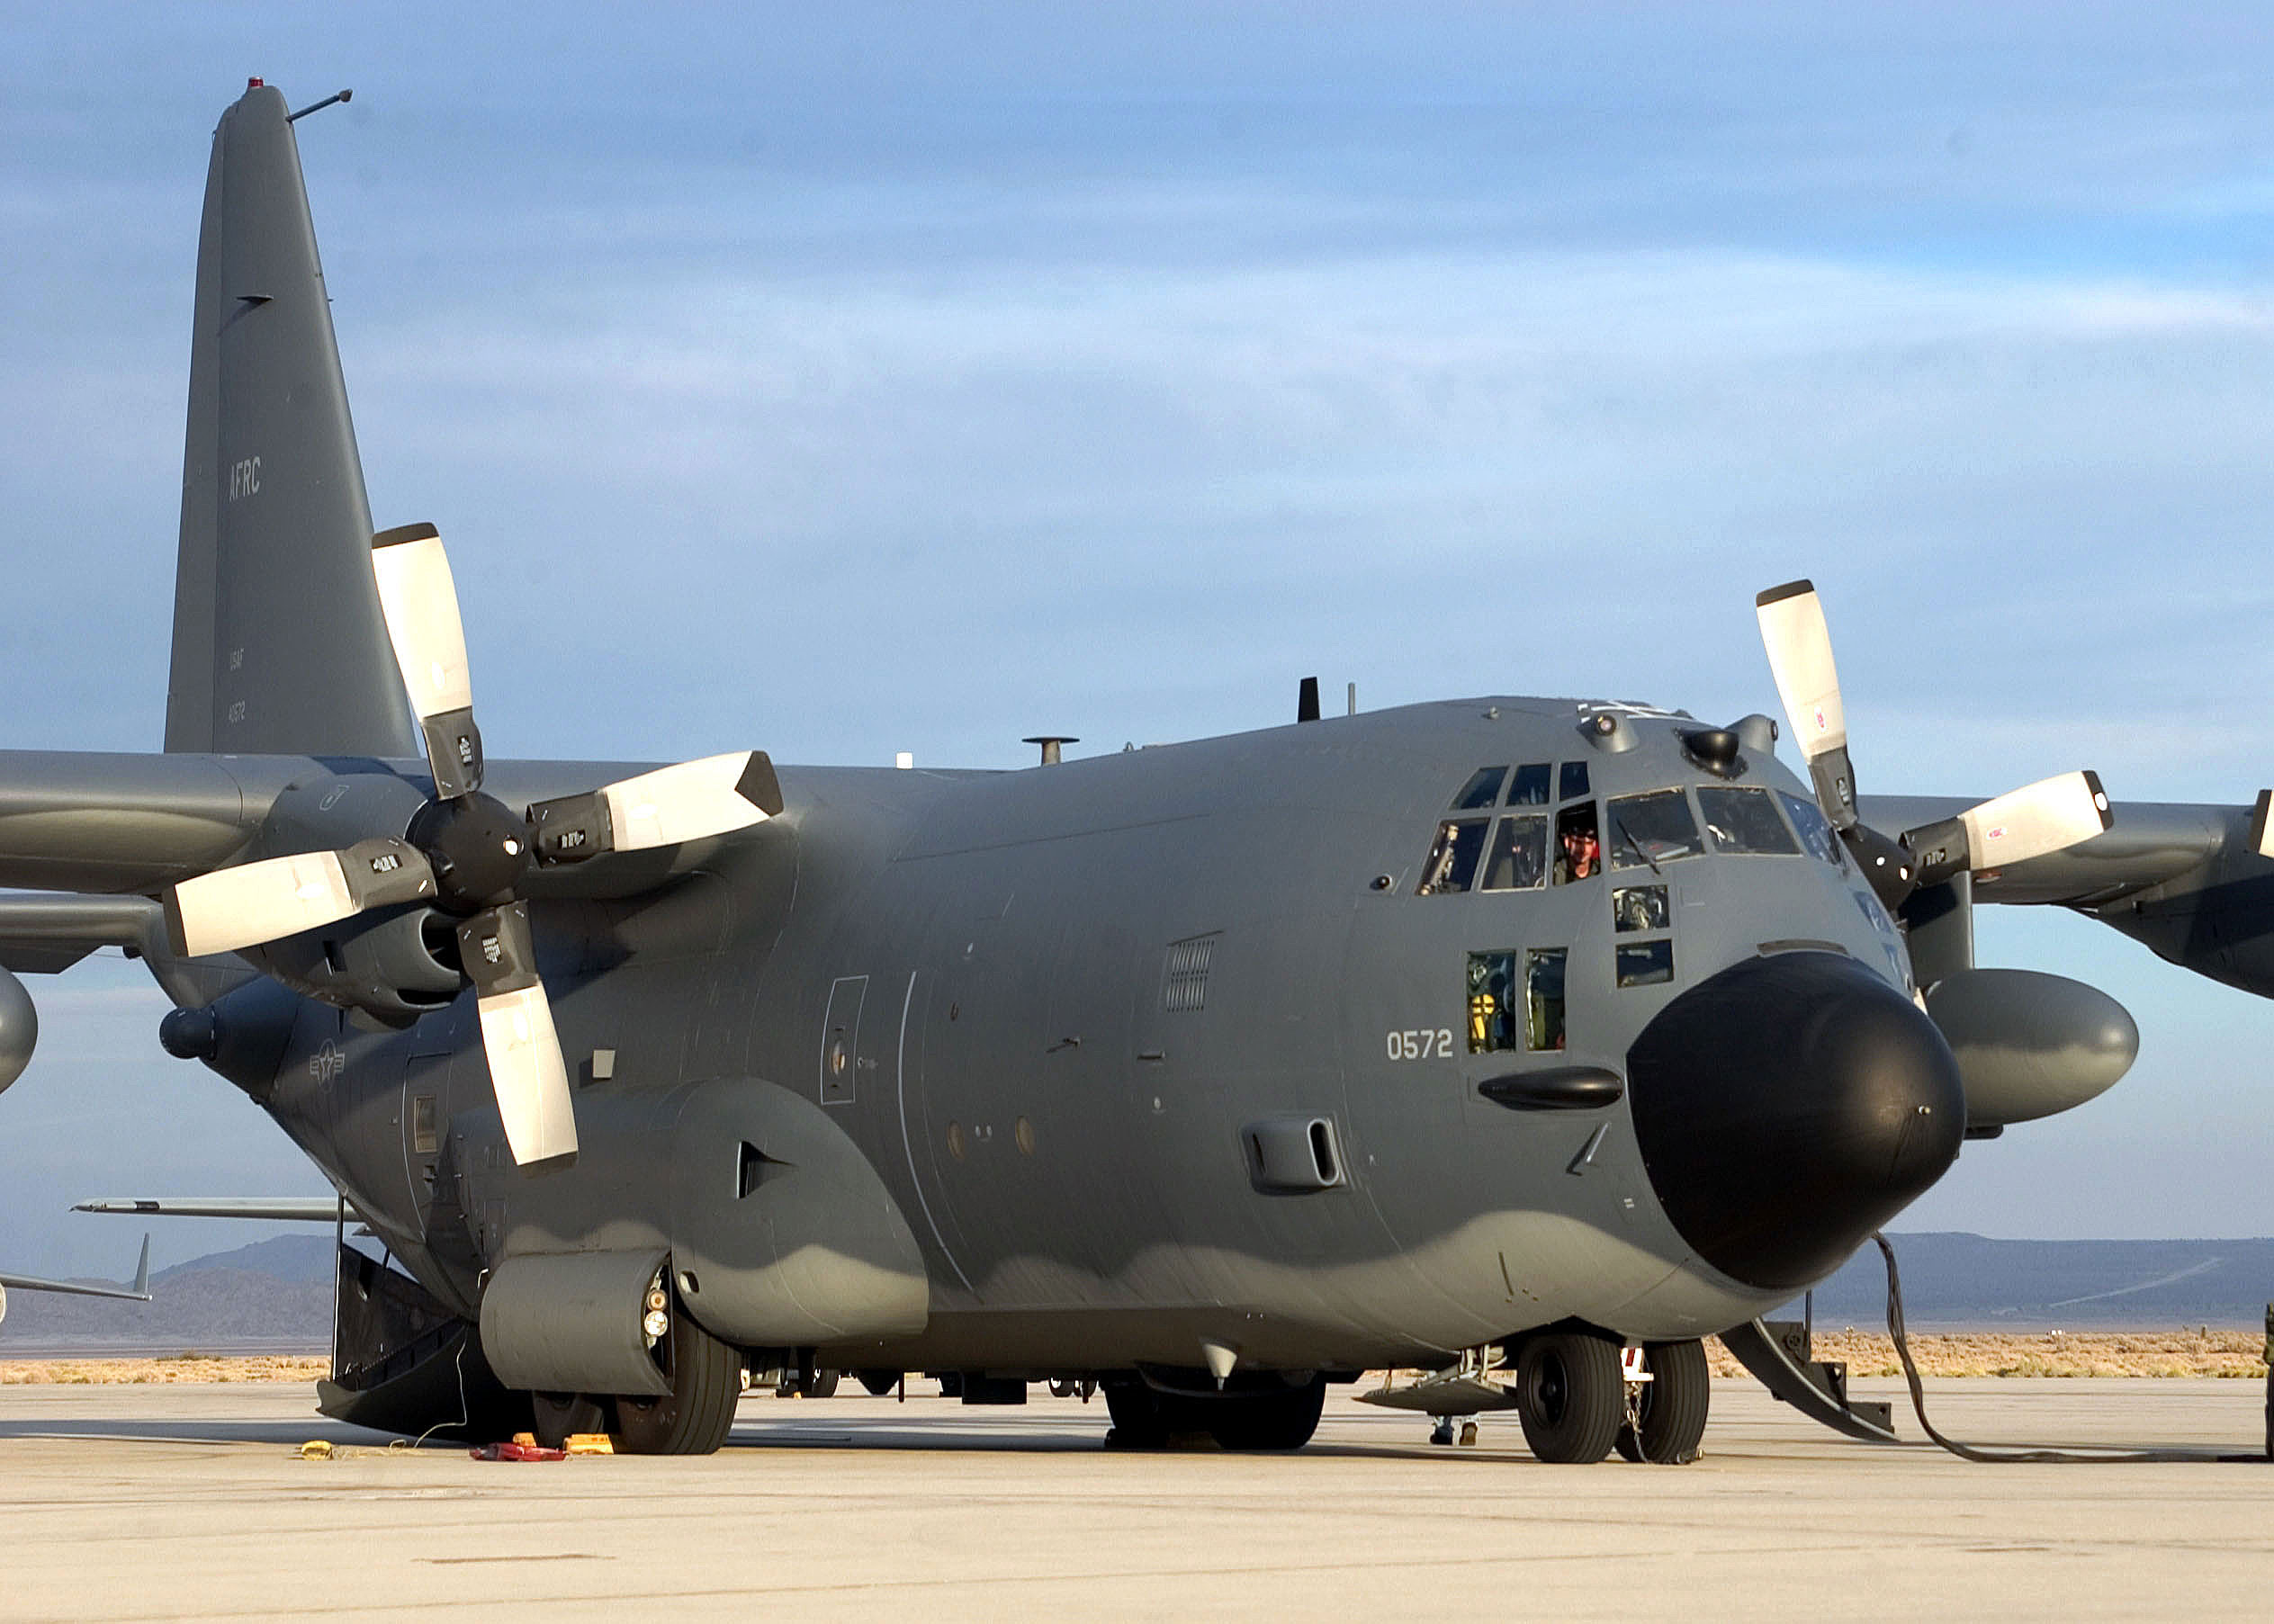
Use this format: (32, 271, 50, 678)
(1102, 1372, 1328, 1451)
(526, 1302, 743, 1456)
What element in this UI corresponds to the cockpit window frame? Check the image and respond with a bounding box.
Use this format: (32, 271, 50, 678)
(1480, 814, 1550, 892)
(1507, 763, 1552, 807)
(1695, 784, 1801, 857)
(1416, 817, 1491, 895)
(1605, 788, 1707, 871)
(1450, 767, 1509, 811)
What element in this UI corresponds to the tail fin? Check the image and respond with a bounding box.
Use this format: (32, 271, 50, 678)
(165, 82, 418, 759)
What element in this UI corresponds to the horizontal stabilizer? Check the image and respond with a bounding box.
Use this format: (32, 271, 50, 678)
(0, 1234, 153, 1303)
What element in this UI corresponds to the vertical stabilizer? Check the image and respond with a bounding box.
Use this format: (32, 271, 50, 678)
(166, 83, 418, 758)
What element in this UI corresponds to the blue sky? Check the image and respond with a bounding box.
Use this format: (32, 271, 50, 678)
(7, 4, 2274, 1273)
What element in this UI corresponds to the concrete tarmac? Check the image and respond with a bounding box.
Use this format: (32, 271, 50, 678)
(3, 1377, 2270, 1621)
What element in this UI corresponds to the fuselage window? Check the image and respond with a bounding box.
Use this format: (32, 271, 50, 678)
(1508, 763, 1552, 806)
(1416, 818, 1489, 894)
(1525, 947, 1568, 1050)
(1452, 766, 1508, 810)
(1613, 884, 1668, 932)
(1616, 939, 1675, 987)
(1480, 815, 1549, 891)
(1698, 785, 1800, 855)
(1607, 789, 1706, 869)
(1467, 950, 1519, 1053)
(1778, 790, 1847, 870)
(1553, 803, 1601, 884)
(1559, 760, 1591, 802)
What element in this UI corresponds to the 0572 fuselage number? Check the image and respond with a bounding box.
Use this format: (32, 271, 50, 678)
(1386, 1028, 1454, 1060)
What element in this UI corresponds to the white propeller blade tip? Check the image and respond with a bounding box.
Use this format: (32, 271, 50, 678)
(477, 982, 578, 1166)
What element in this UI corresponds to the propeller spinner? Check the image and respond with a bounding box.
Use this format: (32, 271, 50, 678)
(1754, 579, 2110, 911)
(166, 523, 783, 1166)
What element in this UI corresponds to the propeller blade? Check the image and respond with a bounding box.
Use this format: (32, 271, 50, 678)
(1904, 771, 2113, 889)
(372, 524, 484, 798)
(166, 839, 434, 957)
(526, 751, 783, 863)
(1755, 579, 1858, 830)
(458, 902, 576, 1165)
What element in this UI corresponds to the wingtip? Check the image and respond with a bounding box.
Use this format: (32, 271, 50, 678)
(1755, 579, 1817, 609)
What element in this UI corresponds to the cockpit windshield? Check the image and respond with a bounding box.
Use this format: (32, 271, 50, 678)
(1606, 789, 1705, 869)
(1696, 785, 1799, 856)
(1778, 790, 1847, 870)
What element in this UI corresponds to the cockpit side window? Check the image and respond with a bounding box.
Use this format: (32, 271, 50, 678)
(1607, 789, 1706, 869)
(1507, 763, 1552, 806)
(1451, 767, 1508, 811)
(1558, 760, 1591, 802)
(1416, 819, 1489, 894)
(1697, 785, 1800, 856)
(1778, 790, 1847, 870)
(1480, 815, 1549, 891)
(1525, 947, 1568, 1050)
(1552, 803, 1601, 884)
(1467, 950, 1519, 1053)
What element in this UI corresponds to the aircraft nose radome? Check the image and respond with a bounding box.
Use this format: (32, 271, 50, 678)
(1625, 950, 1964, 1293)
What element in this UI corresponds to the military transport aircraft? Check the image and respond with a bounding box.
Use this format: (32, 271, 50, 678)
(3, 81, 2270, 1460)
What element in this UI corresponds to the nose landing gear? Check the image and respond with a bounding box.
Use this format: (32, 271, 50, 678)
(1611, 1339, 1712, 1464)
(1513, 1332, 1626, 1464)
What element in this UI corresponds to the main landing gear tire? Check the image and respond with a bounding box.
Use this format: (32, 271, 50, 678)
(611, 1310, 742, 1456)
(1207, 1376, 1326, 1452)
(1101, 1379, 1191, 1449)
(1103, 1375, 1327, 1451)
(529, 1391, 607, 1449)
(1613, 1339, 1711, 1465)
(1514, 1332, 1624, 1465)
(778, 1367, 841, 1398)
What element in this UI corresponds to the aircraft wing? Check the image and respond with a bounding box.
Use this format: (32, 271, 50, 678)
(0, 1234, 151, 1302)
(1858, 794, 2234, 907)
(0, 893, 167, 974)
(0, 750, 772, 902)
(74, 1197, 347, 1223)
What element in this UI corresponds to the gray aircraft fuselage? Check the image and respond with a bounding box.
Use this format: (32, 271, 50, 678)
(226, 695, 1938, 1377)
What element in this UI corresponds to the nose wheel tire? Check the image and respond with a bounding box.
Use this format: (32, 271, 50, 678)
(1612, 1339, 1711, 1464)
(1514, 1332, 1624, 1464)
(610, 1308, 742, 1456)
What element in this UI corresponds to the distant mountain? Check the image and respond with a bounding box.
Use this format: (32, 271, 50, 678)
(1779, 1234, 2274, 1330)
(6, 1231, 2272, 1355)
(0, 1233, 334, 1354)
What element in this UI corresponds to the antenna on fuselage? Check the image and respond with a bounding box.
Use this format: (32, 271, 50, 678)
(1023, 736, 1077, 766)
(1297, 677, 1320, 723)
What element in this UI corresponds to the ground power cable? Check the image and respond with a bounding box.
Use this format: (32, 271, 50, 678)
(1872, 1232, 2262, 1464)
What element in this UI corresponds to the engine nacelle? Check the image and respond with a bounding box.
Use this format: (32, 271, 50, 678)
(1923, 967, 2138, 1133)
(249, 905, 463, 1027)
(0, 965, 35, 1092)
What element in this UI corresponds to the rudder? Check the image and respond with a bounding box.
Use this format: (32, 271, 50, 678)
(165, 82, 417, 759)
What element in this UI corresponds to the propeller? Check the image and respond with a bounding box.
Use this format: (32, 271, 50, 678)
(166, 522, 783, 1166)
(1754, 579, 2110, 911)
